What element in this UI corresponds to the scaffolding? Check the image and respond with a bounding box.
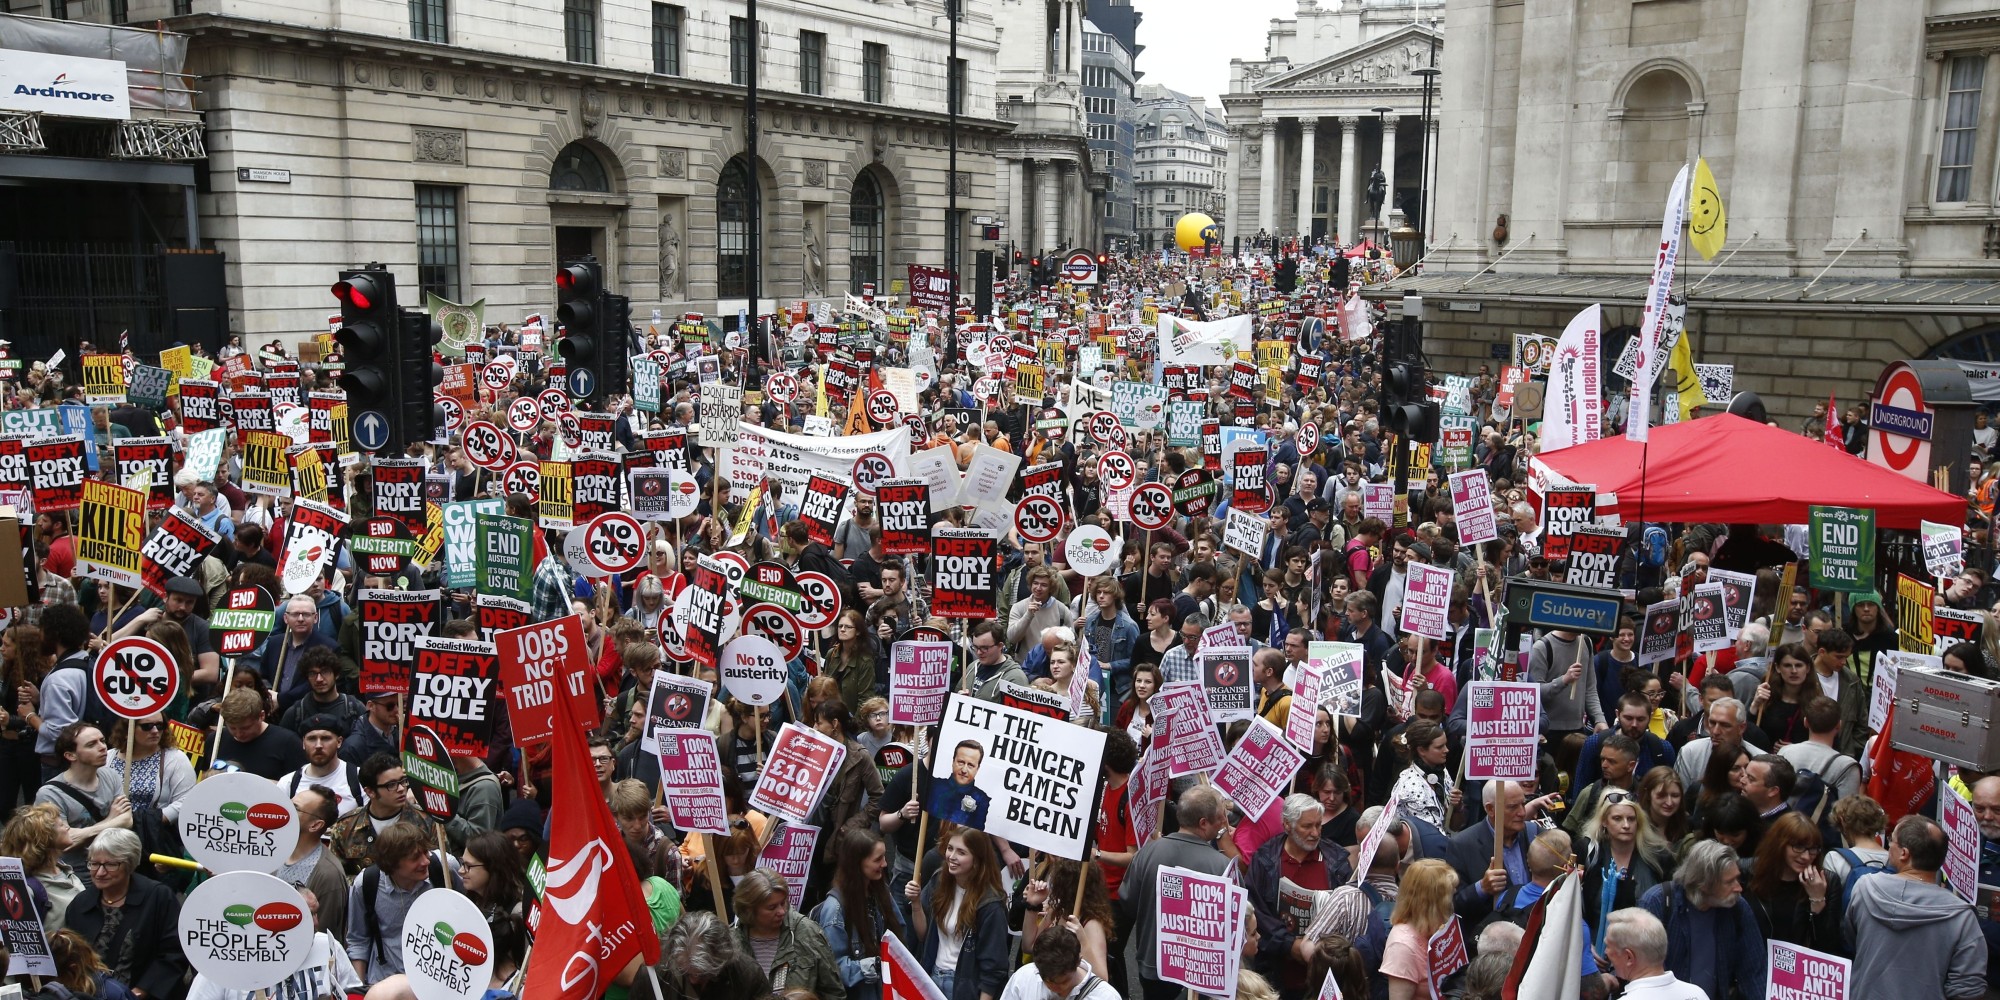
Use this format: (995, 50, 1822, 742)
(0, 12, 203, 159)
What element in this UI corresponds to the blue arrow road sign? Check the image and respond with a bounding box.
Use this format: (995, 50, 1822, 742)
(569, 367, 597, 399)
(353, 410, 390, 451)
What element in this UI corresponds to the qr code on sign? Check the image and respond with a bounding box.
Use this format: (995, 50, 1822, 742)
(1161, 874, 1184, 900)
(1471, 688, 1495, 710)
(1771, 949, 1796, 975)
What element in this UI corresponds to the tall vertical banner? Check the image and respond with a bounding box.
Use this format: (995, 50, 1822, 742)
(357, 589, 442, 695)
(1626, 163, 1691, 443)
(928, 693, 1109, 859)
(1540, 304, 1603, 452)
(1463, 681, 1541, 781)
(1810, 505, 1875, 593)
(930, 528, 997, 619)
(407, 636, 500, 757)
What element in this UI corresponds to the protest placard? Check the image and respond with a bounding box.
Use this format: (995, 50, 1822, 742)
(1232, 447, 1270, 513)
(1311, 641, 1364, 719)
(140, 506, 219, 597)
(1286, 656, 1327, 750)
(176, 870, 316, 991)
(756, 823, 821, 910)
(797, 474, 850, 547)
(1154, 865, 1245, 995)
(1945, 787, 1980, 904)
(1768, 940, 1848, 1000)
(356, 589, 441, 695)
(408, 636, 499, 757)
(1464, 682, 1541, 781)
(930, 693, 1108, 859)
(1201, 646, 1254, 723)
(1687, 582, 1730, 654)
(1708, 567, 1756, 640)
(657, 729, 729, 835)
(1809, 505, 1874, 593)
(889, 640, 953, 726)
(26, 435, 85, 512)
(176, 769, 299, 875)
(877, 479, 933, 556)
(77, 479, 146, 589)
(1155, 681, 1225, 776)
(1637, 599, 1679, 667)
(473, 593, 530, 644)
(931, 527, 998, 619)
(440, 499, 504, 588)
(1537, 485, 1596, 561)
(1923, 519, 1965, 580)
(474, 513, 534, 602)
(81, 353, 125, 404)
(1214, 718, 1307, 820)
(750, 723, 848, 824)
(1935, 606, 1982, 656)
(1398, 562, 1452, 641)
(277, 497, 347, 597)
(0, 857, 53, 977)
(1448, 470, 1498, 546)
(1222, 508, 1267, 557)
(493, 615, 596, 745)
(1563, 525, 1623, 592)
(113, 436, 174, 510)
(1427, 919, 1469, 999)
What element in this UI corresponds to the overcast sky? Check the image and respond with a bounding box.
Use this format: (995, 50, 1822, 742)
(1130, 0, 1297, 106)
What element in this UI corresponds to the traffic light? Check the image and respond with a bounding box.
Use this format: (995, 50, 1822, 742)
(400, 309, 444, 446)
(1275, 256, 1299, 294)
(1383, 361, 1441, 444)
(601, 290, 632, 403)
(332, 266, 401, 454)
(556, 259, 604, 407)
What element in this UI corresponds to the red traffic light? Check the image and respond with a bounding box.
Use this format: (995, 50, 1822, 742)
(332, 274, 383, 311)
(557, 264, 599, 296)
(1097, 254, 1108, 265)
(1031, 258, 1040, 267)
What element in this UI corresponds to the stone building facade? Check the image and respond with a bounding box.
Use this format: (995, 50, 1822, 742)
(1083, 17, 1139, 253)
(1397, 0, 2000, 423)
(1222, 0, 1443, 245)
(12, 0, 1008, 339)
(1132, 86, 1228, 251)
(992, 0, 1102, 258)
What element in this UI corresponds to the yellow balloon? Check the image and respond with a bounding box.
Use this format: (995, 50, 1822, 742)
(1174, 213, 1220, 252)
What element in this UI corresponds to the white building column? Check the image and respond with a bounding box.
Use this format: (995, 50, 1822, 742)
(1225, 125, 1244, 240)
(1008, 158, 1026, 250)
(1258, 120, 1279, 235)
(1048, 158, 1064, 250)
(1336, 117, 1358, 243)
(1378, 114, 1399, 224)
(1296, 119, 1316, 240)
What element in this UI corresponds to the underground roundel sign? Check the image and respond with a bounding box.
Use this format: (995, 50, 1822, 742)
(867, 389, 900, 426)
(1130, 482, 1174, 531)
(1014, 494, 1065, 544)
(507, 396, 541, 433)
(1098, 450, 1137, 491)
(1065, 525, 1119, 577)
(461, 421, 513, 470)
(583, 513, 646, 576)
(852, 452, 896, 496)
(94, 636, 180, 720)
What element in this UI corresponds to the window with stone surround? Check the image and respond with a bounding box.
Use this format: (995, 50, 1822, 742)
(1939, 55, 1985, 204)
(415, 185, 462, 303)
(565, 0, 597, 64)
(652, 4, 682, 76)
(863, 43, 886, 104)
(718, 157, 754, 297)
(731, 17, 752, 86)
(850, 172, 884, 295)
(410, 0, 447, 43)
(799, 31, 824, 96)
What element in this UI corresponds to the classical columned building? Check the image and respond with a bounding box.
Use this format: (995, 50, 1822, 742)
(993, 0, 1102, 257)
(1222, 0, 1441, 245)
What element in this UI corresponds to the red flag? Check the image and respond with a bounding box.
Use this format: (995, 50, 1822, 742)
(523, 682, 661, 999)
(1824, 392, 1842, 448)
(1865, 703, 1937, 826)
(882, 926, 948, 1000)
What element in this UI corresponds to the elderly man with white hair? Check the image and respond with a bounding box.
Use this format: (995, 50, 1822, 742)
(1724, 621, 1773, 706)
(1246, 793, 1356, 987)
(1673, 696, 1768, 787)
(1602, 908, 1707, 1000)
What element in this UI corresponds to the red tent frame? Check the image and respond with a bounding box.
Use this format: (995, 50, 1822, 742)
(1529, 414, 1966, 531)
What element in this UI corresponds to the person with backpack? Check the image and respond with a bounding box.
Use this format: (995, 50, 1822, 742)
(34, 722, 130, 871)
(343, 820, 461, 986)
(1778, 696, 1861, 800)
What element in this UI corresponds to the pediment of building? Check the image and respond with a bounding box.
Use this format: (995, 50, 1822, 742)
(1254, 24, 1440, 92)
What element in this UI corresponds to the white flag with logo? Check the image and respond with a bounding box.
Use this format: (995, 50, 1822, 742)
(1540, 304, 1603, 452)
(1625, 164, 1690, 444)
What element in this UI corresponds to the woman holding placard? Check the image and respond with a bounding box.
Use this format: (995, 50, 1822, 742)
(1, 802, 82, 930)
(1380, 859, 1459, 1000)
(905, 828, 1010, 1000)
(1020, 856, 1116, 993)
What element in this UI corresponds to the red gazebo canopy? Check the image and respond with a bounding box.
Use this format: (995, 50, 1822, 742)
(1531, 414, 1966, 530)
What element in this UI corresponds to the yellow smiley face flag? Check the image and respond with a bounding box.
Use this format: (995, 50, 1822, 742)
(1687, 157, 1726, 260)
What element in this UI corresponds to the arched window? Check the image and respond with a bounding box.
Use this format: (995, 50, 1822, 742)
(717, 157, 753, 297)
(550, 142, 612, 192)
(1615, 69, 1694, 219)
(849, 172, 885, 295)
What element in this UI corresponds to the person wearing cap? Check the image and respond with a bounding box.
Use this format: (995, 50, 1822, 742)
(341, 690, 401, 767)
(109, 576, 220, 688)
(1296, 498, 1334, 549)
(285, 713, 368, 816)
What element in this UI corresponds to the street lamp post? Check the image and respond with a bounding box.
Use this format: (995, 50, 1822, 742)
(1414, 18, 1439, 250)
